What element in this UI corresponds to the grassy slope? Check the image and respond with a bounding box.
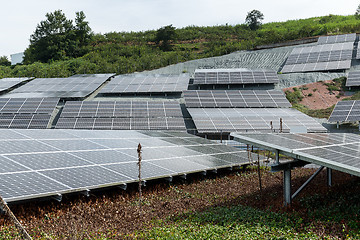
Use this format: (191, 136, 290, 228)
(2, 14, 360, 78)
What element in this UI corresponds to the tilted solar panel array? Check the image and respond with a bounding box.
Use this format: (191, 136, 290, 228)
(282, 41, 354, 73)
(184, 90, 291, 108)
(328, 100, 360, 122)
(193, 69, 279, 85)
(0, 78, 33, 92)
(99, 73, 190, 94)
(2, 75, 112, 98)
(0, 129, 250, 203)
(346, 71, 360, 87)
(317, 33, 356, 44)
(188, 108, 327, 133)
(55, 100, 186, 130)
(231, 132, 360, 177)
(0, 98, 59, 129)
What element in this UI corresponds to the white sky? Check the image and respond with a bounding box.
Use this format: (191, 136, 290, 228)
(1, 0, 359, 58)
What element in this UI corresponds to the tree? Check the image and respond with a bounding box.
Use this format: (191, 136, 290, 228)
(355, 4, 360, 19)
(24, 10, 92, 63)
(0, 56, 11, 66)
(245, 10, 264, 30)
(155, 25, 176, 51)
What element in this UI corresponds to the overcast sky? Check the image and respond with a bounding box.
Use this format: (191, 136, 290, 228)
(1, 0, 359, 58)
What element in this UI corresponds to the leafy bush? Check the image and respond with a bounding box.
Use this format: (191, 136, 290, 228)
(285, 88, 304, 104)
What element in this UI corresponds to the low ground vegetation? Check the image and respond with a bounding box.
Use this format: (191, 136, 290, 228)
(1, 167, 359, 239)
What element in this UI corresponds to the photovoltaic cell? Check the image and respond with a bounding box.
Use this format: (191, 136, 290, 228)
(282, 41, 354, 73)
(55, 100, 186, 130)
(345, 71, 360, 87)
(184, 90, 291, 108)
(231, 132, 360, 177)
(99, 73, 190, 94)
(2, 74, 114, 98)
(0, 129, 250, 203)
(317, 33, 356, 44)
(193, 69, 279, 85)
(188, 108, 327, 133)
(0, 78, 33, 92)
(328, 100, 360, 122)
(0, 98, 59, 129)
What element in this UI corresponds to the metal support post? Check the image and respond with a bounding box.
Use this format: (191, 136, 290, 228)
(275, 149, 279, 164)
(283, 168, 291, 206)
(327, 168, 332, 187)
(336, 121, 339, 129)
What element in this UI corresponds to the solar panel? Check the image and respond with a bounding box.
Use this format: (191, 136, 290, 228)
(0, 78, 33, 92)
(345, 71, 360, 87)
(0, 129, 250, 203)
(188, 108, 327, 133)
(184, 90, 291, 108)
(99, 73, 190, 94)
(281, 60, 351, 73)
(328, 100, 360, 122)
(0, 98, 59, 129)
(56, 100, 186, 130)
(2, 75, 112, 98)
(317, 33, 356, 44)
(282, 42, 353, 73)
(231, 132, 360, 177)
(193, 69, 279, 85)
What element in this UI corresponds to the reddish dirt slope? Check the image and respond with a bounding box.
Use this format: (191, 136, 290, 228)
(283, 80, 348, 110)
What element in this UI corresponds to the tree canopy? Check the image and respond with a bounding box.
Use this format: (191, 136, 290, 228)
(24, 10, 92, 63)
(0, 56, 11, 66)
(245, 10, 264, 30)
(155, 25, 176, 51)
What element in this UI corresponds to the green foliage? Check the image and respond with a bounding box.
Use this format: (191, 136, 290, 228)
(2, 14, 360, 77)
(135, 205, 324, 239)
(24, 10, 92, 63)
(0, 56, 11, 66)
(285, 87, 304, 104)
(324, 76, 346, 93)
(155, 24, 177, 51)
(293, 104, 335, 119)
(356, 4, 360, 19)
(245, 10, 264, 30)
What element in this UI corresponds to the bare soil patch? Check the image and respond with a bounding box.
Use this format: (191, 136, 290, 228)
(283, 80, 348, 110)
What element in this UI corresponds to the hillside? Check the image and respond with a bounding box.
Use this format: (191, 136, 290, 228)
(1, 14, 360, 78)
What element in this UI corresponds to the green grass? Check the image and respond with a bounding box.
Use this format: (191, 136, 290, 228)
(285, 87, 304, 104)
(293, 104, 335, 119)
(133, 205, 340, 239)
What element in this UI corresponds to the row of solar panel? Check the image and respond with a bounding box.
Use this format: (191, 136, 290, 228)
(317, 33, 356, 44)
(0, 129, 250, 203)
(281, 60, 351, 73)
(55, 117, 186, 130)
(346, 71, 360, 87)
(183, 90, 291, 108)
(285, 50, 352, 65)
(193, 70, 279, 85)
(188, 108, 327, 133)
(291, 42, 354, 55)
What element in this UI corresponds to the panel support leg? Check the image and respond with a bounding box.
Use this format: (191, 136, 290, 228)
(337, 121, 339, 129)
(275, 150, 279, 164)
(283, 168, 291, 206)
(327, 168, 332, 187)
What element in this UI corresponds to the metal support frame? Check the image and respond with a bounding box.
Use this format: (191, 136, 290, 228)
(275, 150, 279, 164)
(327, 168, 332, 187)
(52, 194, 62, 202)
(0, 205, 4, 215)
(336, 121, 339, 129)
(291, 166, 324, 202)
(283, 168, 292, 205)
(165, 176, 173, 182)
(118, 184, 127, 190)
